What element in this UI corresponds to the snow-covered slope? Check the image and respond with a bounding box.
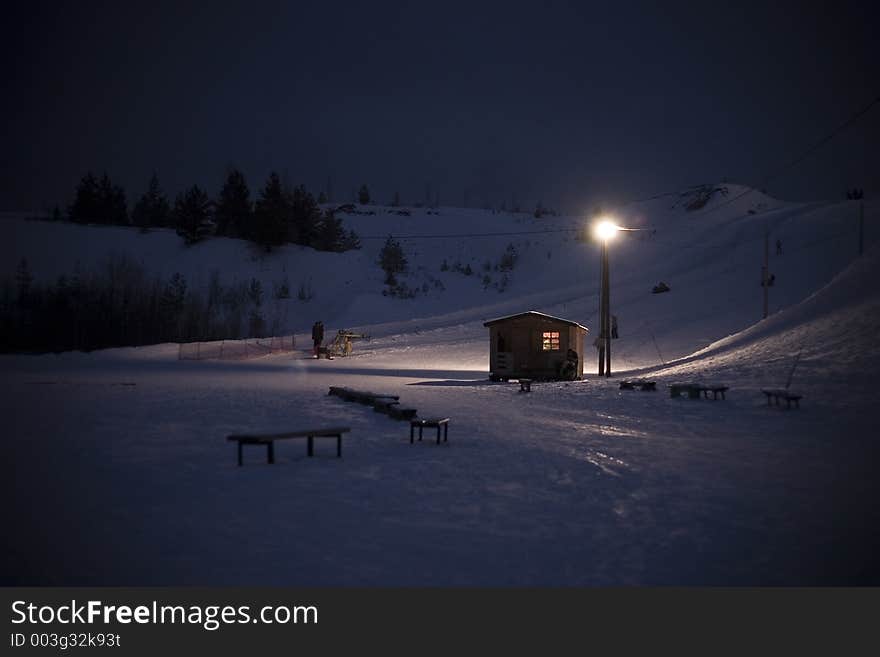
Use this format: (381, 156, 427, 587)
(3, 186, 879, 586)
(647, 243, 880, 397)
(4, 184, 877, 367)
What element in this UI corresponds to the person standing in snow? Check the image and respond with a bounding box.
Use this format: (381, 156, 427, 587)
(561, 348, 579, 380)
(611, 315, 619, 339)
(776, 239, 782, 255)
(312, 320, 324, 358)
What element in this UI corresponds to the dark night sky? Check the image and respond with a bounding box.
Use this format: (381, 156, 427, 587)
(2, 0, 878, 214)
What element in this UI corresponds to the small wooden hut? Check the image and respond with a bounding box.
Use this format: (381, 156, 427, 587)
(483, 311, 589, 381)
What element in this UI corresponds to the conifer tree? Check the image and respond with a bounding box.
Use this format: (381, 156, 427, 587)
(97, 173, 128, 224)
(68, 173, 101, 223)
(343, 229, 361, 251)
(132, 173, 171, 231)
(378, 235, 407, 285)
(313, 209, 348, 252)
(358, 184, 371, 205)
(289, 184, 321, 247)
(252, 172, 290, 251)
(173, 185, 213, 245)
(16, 258, 33, 308)
(215, 169, 252, 238)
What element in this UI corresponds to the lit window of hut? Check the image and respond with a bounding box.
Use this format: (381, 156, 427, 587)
(542, 331, 560, 351)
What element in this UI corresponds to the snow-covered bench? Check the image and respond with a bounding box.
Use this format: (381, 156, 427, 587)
(700, 385, 728, 400)
(227, 427, 351, 465)
(409, 417, 450, 444)
(669, 383, 702, 399)
(328, 386, 400, 405)
(387, 405, 418, 421)
(761, 389, 802, 409)
(373, 398, 400, 414)
(519, 378, 533, 392)
(669, 383, 728, 399)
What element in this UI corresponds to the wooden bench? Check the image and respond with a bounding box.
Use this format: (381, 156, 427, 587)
(669, 383, 727, 399)
(762, 389, 802, 409)
(519, 378, 532, 392)
(388, 405, 418, 421)
(328, 386, 400, 405)
(373, 398, 401, 414)
(669, 383, 702, 399)
(620, 379, 656, 391)
(700, 385, 729, 400)
(227, 427, 351, 465)
(410, 417, 450, 444)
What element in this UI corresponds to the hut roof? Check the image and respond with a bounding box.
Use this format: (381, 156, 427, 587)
(483, 310, 589, 332)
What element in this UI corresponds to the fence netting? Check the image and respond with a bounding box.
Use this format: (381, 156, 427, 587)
(178, 335, 296, 360)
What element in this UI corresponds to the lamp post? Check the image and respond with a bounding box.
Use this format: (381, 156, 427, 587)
(593, 220, 619, 377)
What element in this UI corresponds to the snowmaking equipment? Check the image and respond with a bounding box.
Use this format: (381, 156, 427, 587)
(326, 330, 371, 357)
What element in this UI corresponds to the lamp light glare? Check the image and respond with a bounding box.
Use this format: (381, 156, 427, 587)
(593, 219, 619, 241)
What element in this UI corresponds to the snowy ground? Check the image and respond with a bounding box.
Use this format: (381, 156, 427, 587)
(3, 187, 879, 585)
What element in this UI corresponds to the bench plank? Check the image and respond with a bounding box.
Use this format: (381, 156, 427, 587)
(227, 427, 351, 442)
(228, 427, 351, 465)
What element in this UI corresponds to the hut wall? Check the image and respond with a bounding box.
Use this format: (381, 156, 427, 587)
(488, 317, 574, 379)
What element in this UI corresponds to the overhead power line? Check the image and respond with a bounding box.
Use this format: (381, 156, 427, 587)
(354, 93, 879, 242)
(357, 227, 578, 240)
(615, 93, 880, 217)
(691, 93, 880, 218)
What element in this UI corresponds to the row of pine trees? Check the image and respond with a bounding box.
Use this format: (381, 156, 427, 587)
(64, 170, 360, 252)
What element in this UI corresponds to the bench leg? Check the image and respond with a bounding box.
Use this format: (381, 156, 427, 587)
(308, 436, 314, 457)
(238, 441, 243, 466)
(444, 424, 448, 443)
(267, 441, 274, 465)
(436, 425, 441, 444)
(410, 425, 414, 444)
(419, 426, 423, 441)
(337, 434, 342, 458)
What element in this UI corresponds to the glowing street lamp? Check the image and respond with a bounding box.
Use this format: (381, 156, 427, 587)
(592, 218, 619, 376)
(593, 219, 620, 242)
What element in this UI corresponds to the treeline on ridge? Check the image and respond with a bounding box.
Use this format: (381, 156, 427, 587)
(59, 169, 360, 253)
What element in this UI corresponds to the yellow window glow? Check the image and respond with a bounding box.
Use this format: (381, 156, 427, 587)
(541, 331, 560, 351)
